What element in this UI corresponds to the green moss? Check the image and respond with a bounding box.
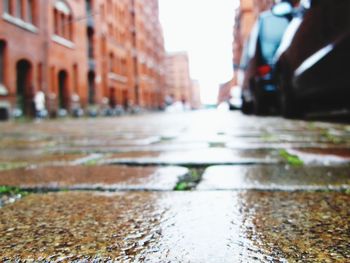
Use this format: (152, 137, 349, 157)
(174, 182, 190, 191)
(0, 186, 28, 196)
(174, 168, 203, 191)
(307, 122, 316, 129)
(321, 130, 343, 144)
(279, 149, 304, 166)
(261, 133, 276, 142)
(84, 159, 99, 166)
(160, 136, 175, 141)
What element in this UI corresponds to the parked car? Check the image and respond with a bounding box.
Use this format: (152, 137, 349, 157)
(274, 0, 350, 118)
(240, 4, 291, 115)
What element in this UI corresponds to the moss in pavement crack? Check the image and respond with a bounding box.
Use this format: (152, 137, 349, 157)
(174, 168, 204, 191)
(279, 149, 304, 166)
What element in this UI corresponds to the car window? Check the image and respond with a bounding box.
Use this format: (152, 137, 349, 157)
(274, 16, 303, 61)
(259, 14, 289, 63)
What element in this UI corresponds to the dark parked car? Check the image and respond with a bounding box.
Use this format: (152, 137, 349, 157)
(275, 0, 350, 118)
(240, 7, 291, 115)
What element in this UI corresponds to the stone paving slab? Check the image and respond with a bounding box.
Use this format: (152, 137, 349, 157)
(198, 165, 350, 191)
(287, 148, 350, 165)
(240, 191, 350, 262)
(104, 148, 280, 166)
(0, 165, 188, 191)
(226, 140, 350, 150)
(65, 136, 161, 147)
(0, 191, 349, 262)
(0, 152, 90, 168)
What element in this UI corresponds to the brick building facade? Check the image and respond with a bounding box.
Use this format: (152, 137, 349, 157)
(217, 79, 234, 105)
(164, 52, 201, 109)
(190, 79, 201, 109)
(0, 0, 165, 118)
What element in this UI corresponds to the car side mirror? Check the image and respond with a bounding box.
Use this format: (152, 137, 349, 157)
(272, 2, 293, 16)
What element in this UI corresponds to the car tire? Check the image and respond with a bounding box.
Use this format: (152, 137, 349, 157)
(241, 97, 253, 115)
(253, 87, 268, 116)
(279, 76, 302, 119)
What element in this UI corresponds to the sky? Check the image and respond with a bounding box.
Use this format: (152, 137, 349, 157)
(159, 0, 239, 104)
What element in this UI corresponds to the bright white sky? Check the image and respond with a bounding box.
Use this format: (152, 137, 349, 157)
(159, 0, 239, 104)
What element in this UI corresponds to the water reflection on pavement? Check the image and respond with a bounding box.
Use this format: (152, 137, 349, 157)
(0, 110, 349, 262)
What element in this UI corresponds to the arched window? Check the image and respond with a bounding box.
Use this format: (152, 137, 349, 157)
(121, 58, 127, 76)
(109, 53, 114, 72)
(53, 0, 73, 40)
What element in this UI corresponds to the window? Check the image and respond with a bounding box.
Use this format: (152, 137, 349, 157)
(86, 0, 92, 13)
(0, 42, 5, 84)
(3, 0, 35, 24)
(73, 64, 78, 92)
(109, 53, 114, 72)
(108, 23, 113, 37)
(121, 58, 127, 76)
(116, 56, 121, 73)
(3, 0, 9, 13)
(259, 15, 289, 63)
(27, 0, 33, 24)
(53, 0, 73, 40)
(87, 28, 94, 58)
(54, 9, 59, 34)
(100, 4, 104, 21)
(37, 62, 42, 90)
(16, 0, 21, 18)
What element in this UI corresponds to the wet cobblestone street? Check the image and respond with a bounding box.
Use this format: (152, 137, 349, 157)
(0, 110, 349, 262)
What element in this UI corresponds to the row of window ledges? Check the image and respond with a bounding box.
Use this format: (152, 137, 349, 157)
(3, 0, 73, 41)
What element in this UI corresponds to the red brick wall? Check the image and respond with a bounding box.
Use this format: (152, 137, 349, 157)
(0, 0, 46, 111)
(46, 0, 89, 111)
(0, 0, 165, 116)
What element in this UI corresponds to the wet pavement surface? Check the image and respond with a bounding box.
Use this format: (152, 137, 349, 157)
(0, 166, 188, 191)
(198, 165, 350, 191)
(0, 110, 349, 262)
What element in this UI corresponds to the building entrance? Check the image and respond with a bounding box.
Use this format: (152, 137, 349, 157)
(16, 59, 33, 116)
(58, 70, 69, 110)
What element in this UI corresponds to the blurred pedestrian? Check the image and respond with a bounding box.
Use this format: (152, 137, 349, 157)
(34, 90, 46, 119)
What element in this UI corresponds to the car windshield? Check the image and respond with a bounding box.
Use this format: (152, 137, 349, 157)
(259, 13, 289, 63)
